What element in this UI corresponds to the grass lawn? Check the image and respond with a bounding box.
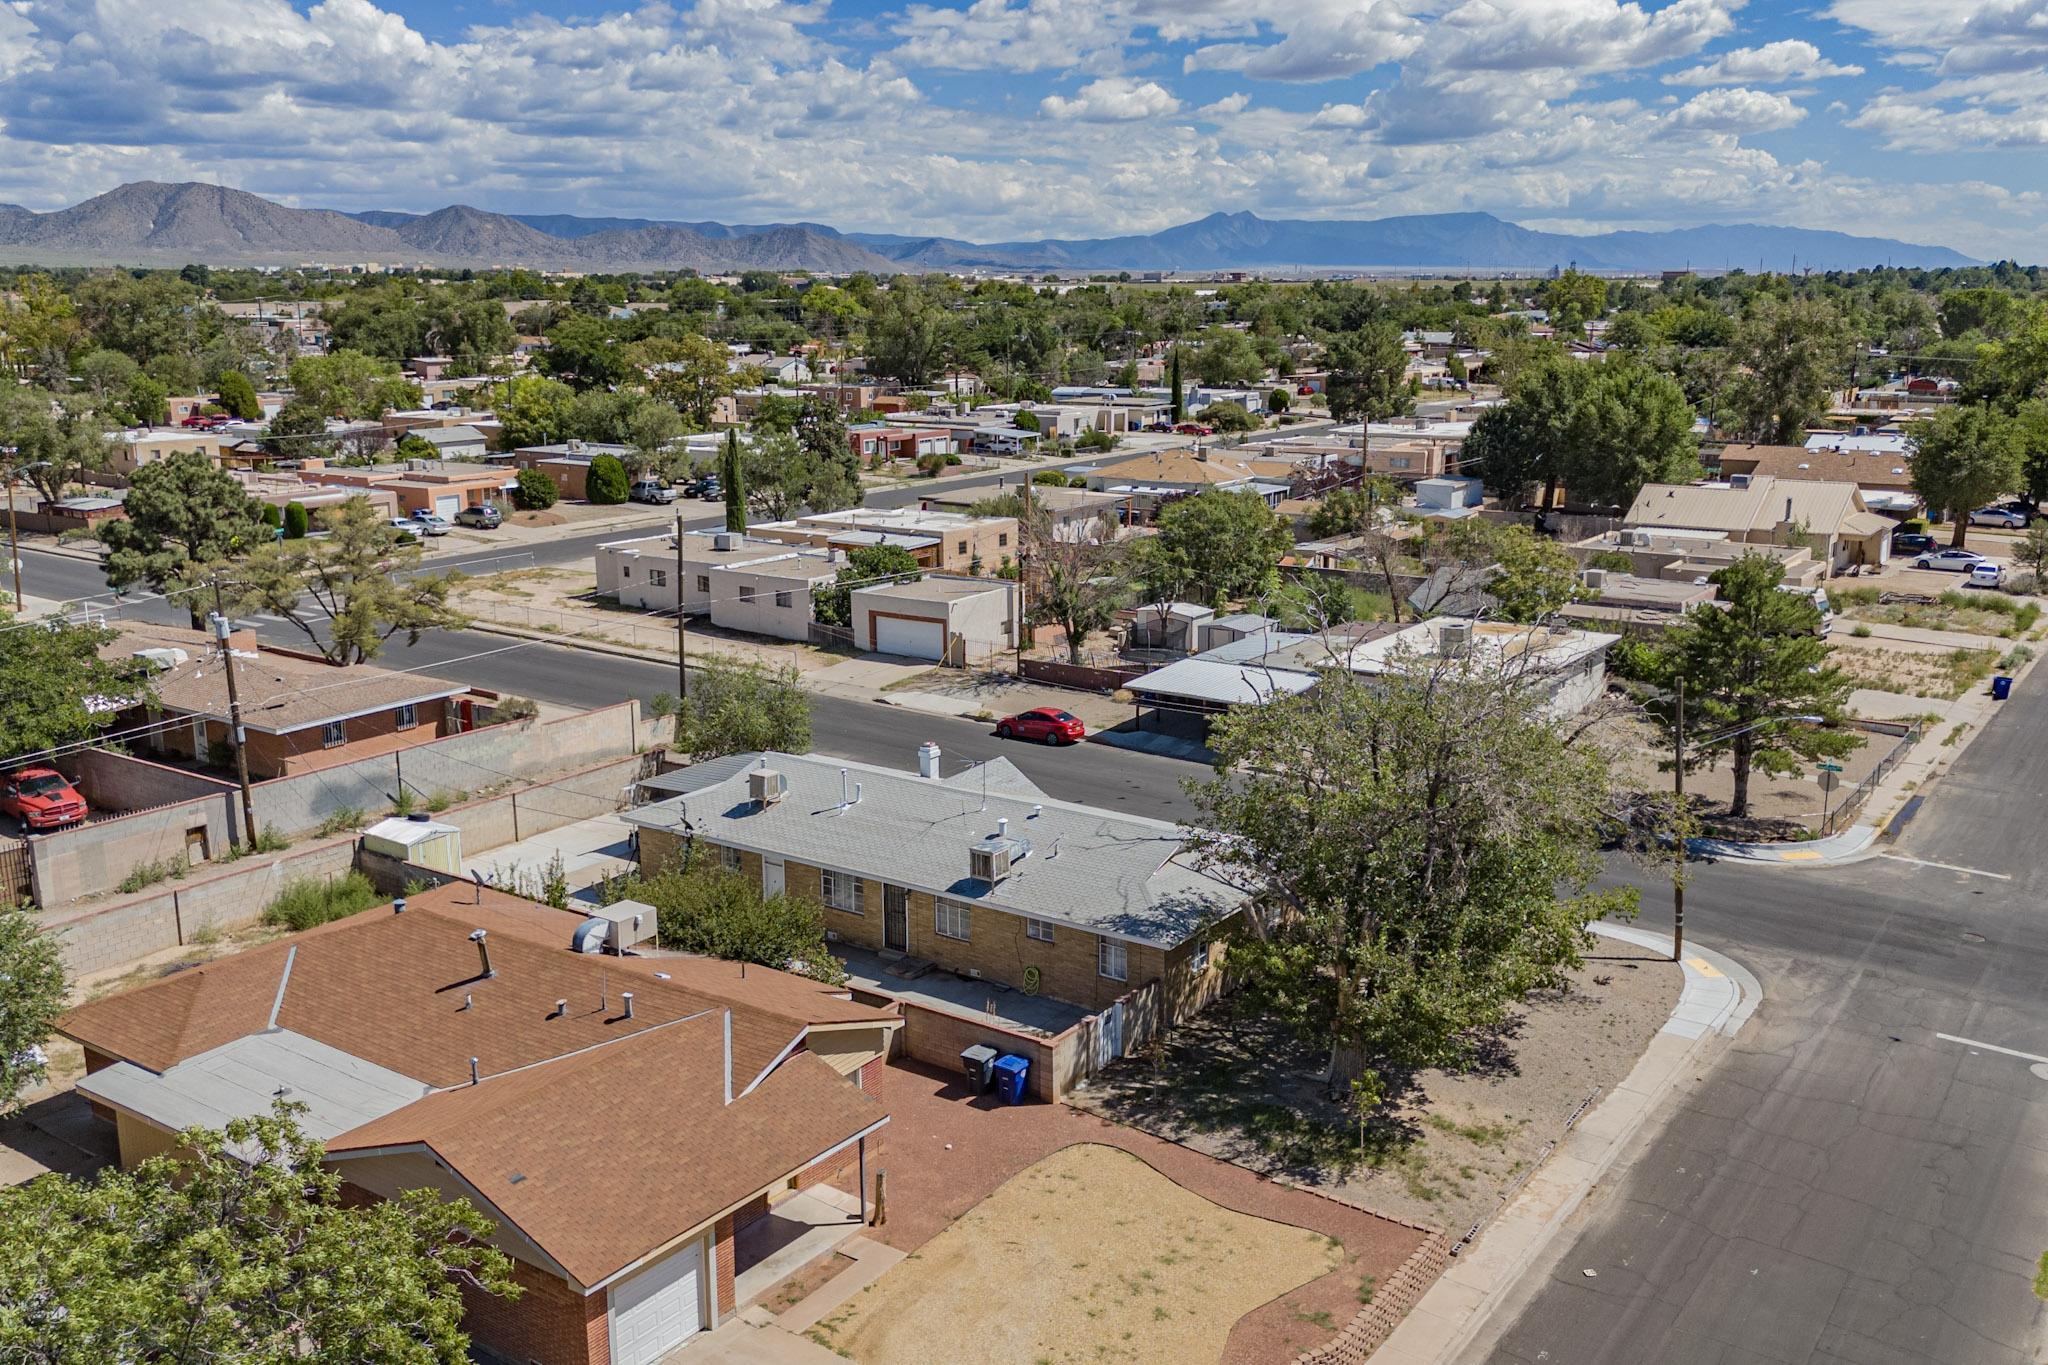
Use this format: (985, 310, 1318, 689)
(810, 1144, 1341, 1364)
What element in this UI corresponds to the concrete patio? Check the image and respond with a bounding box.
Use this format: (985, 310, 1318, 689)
(733, 1188, 865, 1310)
(835, 943, 1088, 1036)
(463, 811, 637, 908)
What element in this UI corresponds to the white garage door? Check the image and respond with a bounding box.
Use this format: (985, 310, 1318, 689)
(874, 615, 944, 660)
(434, 494, 461, 519)
(609, 1241, 703, 1365)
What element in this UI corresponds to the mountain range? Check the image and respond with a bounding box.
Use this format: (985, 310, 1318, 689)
(0, 181, 1986, 274)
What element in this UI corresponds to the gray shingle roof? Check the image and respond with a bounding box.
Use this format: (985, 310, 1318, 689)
(625, 753, 1239, 948)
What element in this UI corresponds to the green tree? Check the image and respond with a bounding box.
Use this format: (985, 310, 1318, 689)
(1910, 404, 2022, 549)
(1033, 539, 1125, 663)
(0, 1102, 517, 1363)
(1303, 478, 1400, 540)
(0, 619, 150, 764)
(214, 370, 261, 421)
(493, 375, 578, 449)
(282, 501, 310, 538)
(1324, 323, 1413, 426)
(281, 350, 422, 423)
(1169, 346, 1184, 422)
(1268, 387, 1291, 414)
(512, 467, 558, 511)
(721, 429, 748, 532)
(0, 388, 113, 502)
(641, 332, 734, 426)
(626, 866, 842, 984)
(1560, 359, 1700, 507)
(867, 283, 950, 386)
(1428, 521, 1587, 623)
(0, 904, 65, 1117)
(226, 498, 469, 665)
(1189, 668, 1635, 1095)
(1640, 554, 1859, 818)
(1196, 402, 1259, 433)
(101, 451, 269, 619)
(585, 452, 630, 505)
(1137, 489, 1290, 607)
(1543, 269, 1609, 335)
(1192, 330, 1266, 386)
(1723, 297, 1848, 445)
(811, 544, 921, 627)
(1463, 359, 1589, 507)
(673, 657, 812, 759)
(2011, 398, 2048, 511)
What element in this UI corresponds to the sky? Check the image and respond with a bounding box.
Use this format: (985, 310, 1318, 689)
(1, 0, 2045, 258)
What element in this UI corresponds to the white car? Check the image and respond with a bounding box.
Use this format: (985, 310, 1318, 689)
(408, 512, 453, 536)
(1968, 562, 2007, 588)
(1968, 506, 2028, 529)
(1913, 548, 1987, 572)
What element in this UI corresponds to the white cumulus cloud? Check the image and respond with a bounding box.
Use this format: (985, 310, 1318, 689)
(1669, 86, 1808, 132)
(1665, 39, 1865, 85)
(1040, 76, 1181, 120)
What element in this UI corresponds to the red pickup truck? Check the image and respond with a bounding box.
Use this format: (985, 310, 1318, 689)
(1, 768, 88, 830)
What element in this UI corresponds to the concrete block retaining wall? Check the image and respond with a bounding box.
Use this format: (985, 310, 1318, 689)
(1295, 1231, 1454, 1365)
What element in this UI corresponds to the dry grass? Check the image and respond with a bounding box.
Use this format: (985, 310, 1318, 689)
(1831, 642, 2000, 700)
(811, 1144, 1340, 1364)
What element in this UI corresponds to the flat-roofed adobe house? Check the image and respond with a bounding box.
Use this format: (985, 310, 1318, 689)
(60, 884, 898, 1365)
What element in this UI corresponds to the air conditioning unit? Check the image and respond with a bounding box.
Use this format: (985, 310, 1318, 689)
(749, 769, 787, 806)
(1580, 568, 1607, 591)
(1631, 529, 1655, 547)
(970, 838, 1012, 884)
(1439, 619, 1475, 656)
(713, 531, 740, 551)
(1729, 473, 1751, 490)
(825, 929, 840, 943)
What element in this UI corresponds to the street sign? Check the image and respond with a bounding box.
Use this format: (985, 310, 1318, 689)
(1817, 770, 1840, 794)
(1817, 761, 1844, 773)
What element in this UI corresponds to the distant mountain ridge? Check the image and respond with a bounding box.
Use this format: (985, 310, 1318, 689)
(0, 181, 1985, 273)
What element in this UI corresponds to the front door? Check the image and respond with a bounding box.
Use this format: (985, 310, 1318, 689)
(884, 885, 909, 952)
(761, 856, 785, 898)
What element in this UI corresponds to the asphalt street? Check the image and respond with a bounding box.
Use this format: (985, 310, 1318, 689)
(1470, 680, 2048, 1364)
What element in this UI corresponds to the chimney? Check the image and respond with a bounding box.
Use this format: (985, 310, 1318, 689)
(918, 741, 941, 779)
(723, 1009, 734, 1106)
(622, 991, 635, 1020)
(468, 928, 494, 978)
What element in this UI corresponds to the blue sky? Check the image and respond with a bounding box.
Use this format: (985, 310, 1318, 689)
(1, 0, 2045, 257)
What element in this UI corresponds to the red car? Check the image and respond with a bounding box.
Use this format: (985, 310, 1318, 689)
(1173, 422, 1215, 436)
(1, 767, 88, 830)
(995, 707, 1086, 745)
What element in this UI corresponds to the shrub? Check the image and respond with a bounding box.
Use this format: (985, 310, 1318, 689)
(487, 695, 540, 723)
(219, 826, 289, 862)
(630, 865, 844, 983)
(283, 501, 310, 539)
(314, 806, 365, 837)
(259, 503, 282, 529)
(117, 856, 187, 894)
(513, 468, 558, 511)
(262, 872, 384, 931)
(391, 787, 416, 817)
(1032, 469, 1070, 486)
(1268, 387, 1292, 414)
(1587, 550, 1636, 574)
(585, 453, 630, 505)
(1077, 428, 1116, 451)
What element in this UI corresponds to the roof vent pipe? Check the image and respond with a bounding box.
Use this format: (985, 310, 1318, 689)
(723, 1009, 734, 1106)
(468, 928, 494, 979)
(622, 991, 635, 1020)
(553, 999, 568, 1019)
(840, 768, 849, 807)
(997, 817, 1009, 838)
(853, 782, 863, 804)
(393, 897, 406, 914)
(469, 1057, 480, 1085)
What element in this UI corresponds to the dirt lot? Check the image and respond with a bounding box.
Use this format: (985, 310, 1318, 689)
(1591, 709, 1886, 835)
(1828, 636, 2005, 701)
(1073, 936, 1682, 1239)
(814, 1144, 1342, 1365)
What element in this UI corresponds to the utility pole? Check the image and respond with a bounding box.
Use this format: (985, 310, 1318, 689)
(1671, 677, 1686, 965)
(209, 590, 260, 848)
(4, 464, 20, 612)
(1016, 473, 1032, 676)
(673, 509, 688, 701)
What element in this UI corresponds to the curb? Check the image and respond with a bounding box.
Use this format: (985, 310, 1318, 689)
(1367, 923, 1760, 1365)
(1687, 822, 1880, 867)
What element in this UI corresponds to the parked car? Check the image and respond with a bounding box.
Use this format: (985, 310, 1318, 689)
(1, 767, 87, 830)
(454, 504, 502, 529)
(994, 707, 1086, 745)
(1969, 506, 2028, 529)
(629, 480, 677, 505)
(1913, 548, 1987, 571)
(696, 479, 723, 501)
(386, 518, 422, 542)
(1968, 562, 2008, 588)
(407, 512, 452, 536)
(1891, 531, 1939, 556)
(1173, 422, 1215, 436)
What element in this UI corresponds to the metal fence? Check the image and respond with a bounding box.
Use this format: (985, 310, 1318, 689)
(1822, 722, 1923, 836)
(0, 842, 28, 903)
(471, 600, 681, 653)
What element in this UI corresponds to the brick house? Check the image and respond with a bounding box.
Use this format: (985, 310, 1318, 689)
(60, 885, 897, 1365)
(746, 508, 1019, 574)
(103, 622, 486, 777)
(624, 749, 1242, 1026)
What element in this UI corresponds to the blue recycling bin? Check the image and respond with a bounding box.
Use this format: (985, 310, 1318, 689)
(991, 1054, 1030, 1105)
(1994, 675, 2014, 700)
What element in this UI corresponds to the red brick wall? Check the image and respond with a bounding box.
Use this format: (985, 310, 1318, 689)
(857, 1056, 882, 1092)
(714, 1215, 737, 1319)
(461, 1255, 609, 1365)
(793, 1138, 866, 1191)
(732, 1192, 772, 1231)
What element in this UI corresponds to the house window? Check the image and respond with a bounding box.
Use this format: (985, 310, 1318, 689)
(822, 871, 862, 913)
(1189, 944, 1210, 974)
(1025, 918, 1055, 944)
(322, 720, 346, 749)
(1391, 456, 1412, 470)
(648, 569, 667, 588)
(739, 585, 756, 603)
(394, 703, 417, 731)
(957, 541, 968, 555)
(998, 533, 1009, 548)
(622, 565, 632, 579)
(718, 844, 743, 873)
(775, 590, 793, 609)
(696, 575, 711, 594)
(934, 900, 971, 941)
(1098, 937, 1128, 982)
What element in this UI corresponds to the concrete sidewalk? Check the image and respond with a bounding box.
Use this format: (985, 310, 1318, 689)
(1369, 922, 1760, 1365)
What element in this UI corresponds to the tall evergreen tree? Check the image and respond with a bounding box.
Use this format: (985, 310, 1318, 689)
(721, 428, 747, 532)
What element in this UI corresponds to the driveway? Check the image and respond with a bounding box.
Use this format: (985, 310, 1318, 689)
(836, 1060, 1427, 1364)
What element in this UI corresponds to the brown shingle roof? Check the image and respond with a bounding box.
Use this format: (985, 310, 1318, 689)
(60, 884, 894, 1090)
(1717, 443, 1915, 492)
(327, 1020, 884, 1287)
(104, 622, 464, 735)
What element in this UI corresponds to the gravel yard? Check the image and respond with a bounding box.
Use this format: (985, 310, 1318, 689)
(1073, 937, 1682, 1239)
(812, 1143, 1342, 1365)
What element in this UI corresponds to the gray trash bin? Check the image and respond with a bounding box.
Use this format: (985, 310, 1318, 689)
(960, 1043, 999, 1091)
